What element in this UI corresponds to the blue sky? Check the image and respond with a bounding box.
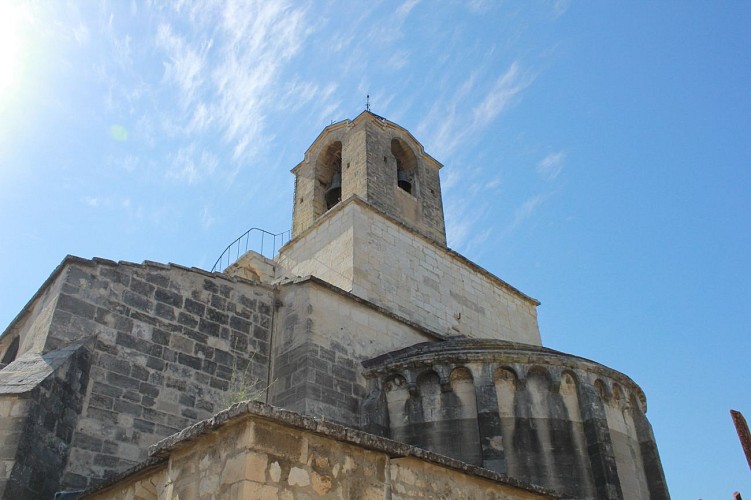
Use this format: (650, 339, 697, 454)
(1, 1, 749, 497)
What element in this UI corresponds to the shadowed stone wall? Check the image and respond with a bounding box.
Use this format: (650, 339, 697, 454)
(0, 345, 90, 498)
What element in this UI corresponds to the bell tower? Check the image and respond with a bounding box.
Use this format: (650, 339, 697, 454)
(291, 111, 446, 245)
(279, 111, 541, 343)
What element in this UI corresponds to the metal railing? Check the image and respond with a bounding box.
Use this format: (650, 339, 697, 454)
(210, 228, 291, 273)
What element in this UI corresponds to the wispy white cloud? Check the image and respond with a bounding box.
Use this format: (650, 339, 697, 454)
(185, 102, 213, 135)
(511, 194, 545, 231)
(278, 80, 339, 119)
(443, 165, 502, 251)
(466, 0, 492, 14)
(81, 194, 133, 211)
(82, 0, 554, 254)
(72, 22, 89, 45)
(445, 199, 487, 250)
(113, 33, 133, 70)
(471, 62, 532, 129)
(417, 61, 534, 161)
(211, 1, 309, 163)
(536, 151, 566, 181)
(82, 195, 100, 207)
(552, 0, 571, 18)
(200, 205, 215, 229)
(445, 194, 498, 253)
(155, 22, 212, 108)
(165, 145, 219, 184)
(395, 0, 421, 21)
(130, 0, 319, 189)
(414, 58, 538, 250)
(386, 50, 410, 71)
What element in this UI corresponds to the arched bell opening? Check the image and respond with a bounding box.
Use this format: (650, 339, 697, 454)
(391, 138, 417, 195)
(316, 141, 343, 214)
(325, 171, 341, 210)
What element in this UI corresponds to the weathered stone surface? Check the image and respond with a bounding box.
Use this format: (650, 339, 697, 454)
(291, 112, 446, 245)
(278, 198, 541, 344)
(363, 339, 668, 500)
(269, 279, 435, 428)
(0, 258, 275, 497)
(83, 402, 558, 500)
(0, 344, 90, 499)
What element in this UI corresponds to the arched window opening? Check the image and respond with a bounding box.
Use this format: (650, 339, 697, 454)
(391, 139, 417, 195)
(317, 141, 343, 213)
(324, 163, 341, 210)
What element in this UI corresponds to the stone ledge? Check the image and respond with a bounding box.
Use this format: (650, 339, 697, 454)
(143, 400, 562, 498)
(78, 456, 167, 498)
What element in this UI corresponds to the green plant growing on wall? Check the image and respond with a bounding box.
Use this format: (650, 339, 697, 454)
(221, 349, 275, 408)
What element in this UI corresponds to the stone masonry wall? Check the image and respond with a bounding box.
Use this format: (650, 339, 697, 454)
(270, 279, 435, 428)
(363, 340, 670, 500)
(0, 397, 30, 496)
(291, 119, 357, 239)
(361, 116, 446, 245)
(352, 205, 540, 343)
(0, 345, 90, 499)
(0, 257, 275, 492)
(0, 262, 67, 361)
(279, 202, 356, 293)
(84, 403, 555, 500)
(290, 113, 446, 245)
(279, 199, 541, 344)
(59, 260, 274, 490)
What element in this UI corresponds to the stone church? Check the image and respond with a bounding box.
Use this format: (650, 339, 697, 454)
(0, 112, 669, 499)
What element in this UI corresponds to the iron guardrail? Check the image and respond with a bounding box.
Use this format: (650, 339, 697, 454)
(210, 228, 291, 273)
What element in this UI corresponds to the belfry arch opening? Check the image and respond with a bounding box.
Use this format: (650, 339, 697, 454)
(317, 141, 342, 213)
(391, 138, 417, 195)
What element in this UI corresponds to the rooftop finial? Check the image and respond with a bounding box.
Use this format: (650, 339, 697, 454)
(366, 94, 371, 112)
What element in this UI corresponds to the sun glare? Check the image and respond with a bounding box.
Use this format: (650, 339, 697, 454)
(0, 1, 24, 97)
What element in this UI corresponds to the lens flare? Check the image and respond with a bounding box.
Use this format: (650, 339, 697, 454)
(110, 125, 129, 141)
